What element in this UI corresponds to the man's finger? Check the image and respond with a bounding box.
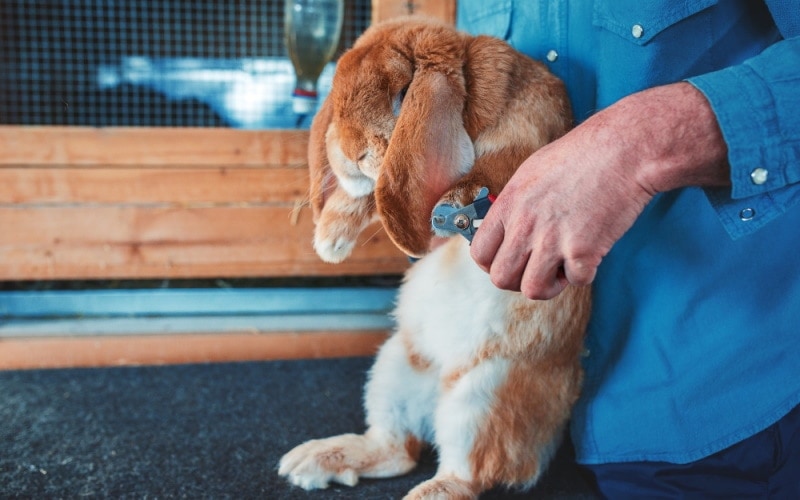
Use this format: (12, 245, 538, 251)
(519, 256, 569, 300)
(470, 211, 505, 273)
(563, 257, 599, 287)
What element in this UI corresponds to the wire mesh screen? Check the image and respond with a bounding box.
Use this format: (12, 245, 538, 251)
(0, 0, 371, 128)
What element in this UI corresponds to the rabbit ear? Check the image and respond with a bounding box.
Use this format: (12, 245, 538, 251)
(375, 69, 474, 258)
(308, 96, 336, 222)
(307, 95, 377, 263)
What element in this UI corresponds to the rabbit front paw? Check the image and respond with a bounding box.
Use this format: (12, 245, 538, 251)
(439, 184, 487, 209)
(313, 207, 369, 263)
(314, 230, 358, 263)
(313, 190, 375, 263)
(431, 186, 491, 238)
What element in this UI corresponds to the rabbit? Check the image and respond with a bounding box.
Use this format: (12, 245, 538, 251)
(279, 16, 592, 500)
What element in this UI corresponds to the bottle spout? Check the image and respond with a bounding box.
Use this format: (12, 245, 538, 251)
(291, 87, 318, 115)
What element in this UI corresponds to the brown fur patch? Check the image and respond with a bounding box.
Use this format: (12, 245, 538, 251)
(441, 366, 468, 393)
(404, 435, 424, 462)
(468, 359, 580, 488)
(308, 97, 335, 220)
(441, 339, 503, 392)
(317, 446, 366, 475)
(467, 285, 591, 489)
(401, 330, 433, 372)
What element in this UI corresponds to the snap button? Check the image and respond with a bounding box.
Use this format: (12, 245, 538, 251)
(631, 24, 644, 39)
(750, 167, 768, 185)
(739, 208, 756, 221)
(546, 49, 558, 62)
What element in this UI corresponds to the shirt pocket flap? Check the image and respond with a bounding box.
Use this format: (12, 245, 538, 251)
(457, 0, 512, 40)
(593, 0, 718, 45)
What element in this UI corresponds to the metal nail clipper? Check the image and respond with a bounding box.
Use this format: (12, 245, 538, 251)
(432, 187, 495, 242)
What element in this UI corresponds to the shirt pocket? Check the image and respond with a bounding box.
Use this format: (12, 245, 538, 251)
(457, 0, 511, 40)
(592, 0, 719, 45)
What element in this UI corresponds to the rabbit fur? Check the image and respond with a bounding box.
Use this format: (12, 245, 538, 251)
(279, 16, 592, 499)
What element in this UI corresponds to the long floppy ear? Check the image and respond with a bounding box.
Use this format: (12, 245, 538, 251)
(308, 96, 336, 222)
(307, 96, 376, 263)
(375, 70, 474, 258)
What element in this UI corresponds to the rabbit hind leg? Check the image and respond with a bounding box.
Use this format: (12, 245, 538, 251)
(279, 333, 438, 490)
(467, 356, 579, 494)
(402, 357, 512, 500)
(278, 429, 423, 490)
(406, 355, 574, 499)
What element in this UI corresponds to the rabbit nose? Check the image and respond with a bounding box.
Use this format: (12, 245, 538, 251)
(357, 152, 379, 180)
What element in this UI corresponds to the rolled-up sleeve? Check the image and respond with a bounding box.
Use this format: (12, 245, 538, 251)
(689, 36, 800, 238)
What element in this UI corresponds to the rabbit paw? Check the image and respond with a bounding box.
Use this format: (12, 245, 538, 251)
(314, 230, 358, 263)
(431, 186, 490, 238)
(313, 190, 375, 263)
(278, 435, 364, 490)
(279, 432, 418, 490)
(313, 207, 368, 263)
(404, 474, 477, 500)
(437, 185, 485, 211)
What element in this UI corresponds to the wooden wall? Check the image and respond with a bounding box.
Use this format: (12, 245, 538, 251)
(0, 127, 407, 280)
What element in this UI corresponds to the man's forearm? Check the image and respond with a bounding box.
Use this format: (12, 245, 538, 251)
(596, 82, 731, 196)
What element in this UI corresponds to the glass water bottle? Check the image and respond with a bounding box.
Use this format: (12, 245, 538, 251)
(284, 0, 344, 122)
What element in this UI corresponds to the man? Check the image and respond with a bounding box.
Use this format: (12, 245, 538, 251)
(459, 1, 800, 496)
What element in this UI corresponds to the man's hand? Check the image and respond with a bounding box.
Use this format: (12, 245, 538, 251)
(471, 83, 730, 300)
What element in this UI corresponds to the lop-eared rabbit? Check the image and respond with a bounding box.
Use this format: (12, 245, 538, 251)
(279, 16, 591, 499)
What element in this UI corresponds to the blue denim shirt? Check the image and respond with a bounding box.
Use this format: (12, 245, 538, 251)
(458, 0, 800, 464)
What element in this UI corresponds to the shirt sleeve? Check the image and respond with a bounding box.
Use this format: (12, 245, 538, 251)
(688, 35, 800, 239)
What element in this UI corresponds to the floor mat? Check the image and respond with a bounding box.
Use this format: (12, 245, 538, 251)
(0, 357, 598, 499)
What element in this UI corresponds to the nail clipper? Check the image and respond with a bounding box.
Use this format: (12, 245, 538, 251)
(432, 187, 495, 242)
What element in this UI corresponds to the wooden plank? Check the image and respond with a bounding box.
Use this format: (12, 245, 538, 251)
(0, 167, 309, 204)
(0, 331, 389, 370)
(0, 127, 309, 167)
(0, 126, 409, 279)
(0, 205, 407, 279)
(372, 0, 456, 24)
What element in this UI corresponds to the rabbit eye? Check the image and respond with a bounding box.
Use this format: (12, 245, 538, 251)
(392, 86, 409, 117)
(356, 151, 369, 170)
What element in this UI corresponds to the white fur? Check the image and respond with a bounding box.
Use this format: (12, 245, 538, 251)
(396, 239, 511, 370)
(364, 334, 439, 442)
(279, 238, 531, 493)
(454, 126, 476, 177)
(326, 127, 376, 198)
(312, 233, 357, 264)
(312, 190, 377, 263)
(433, 357, 511, 480)
(337, 172, 375, 198)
